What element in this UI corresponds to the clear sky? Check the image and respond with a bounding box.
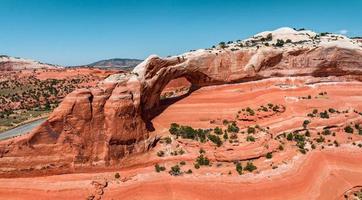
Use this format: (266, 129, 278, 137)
(0, 0, 361, 66)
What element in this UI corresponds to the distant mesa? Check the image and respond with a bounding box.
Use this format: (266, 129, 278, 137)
(81, 58, 143, 70)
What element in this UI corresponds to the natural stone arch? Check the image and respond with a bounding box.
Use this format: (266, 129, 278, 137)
(1, 46, 362, 171)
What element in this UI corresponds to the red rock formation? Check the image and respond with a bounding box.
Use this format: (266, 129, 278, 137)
(1, 29, 362, 174)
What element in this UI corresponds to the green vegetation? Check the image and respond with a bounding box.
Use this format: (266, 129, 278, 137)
(157, 150, 165, 157)
(163, 136, 172, 144)
(244, 162, 257, 172)
(245, 107, 255, 116)
(208, 134, 223, 147)
(344, 125, 354, 134)
(169, 165, 181, 176)
(155, 164, 166, 172)
(275, 39, 285, 47)
(235, 162, 243, 175)
(214, 127, 223, 135)
(169, 123, 208, 142)
(303, 120, 310, 129)
(266, 152, 273, 159)
(247, 126, 256, 134)
(195, 154, 210, 166)
(227, 122, 240, 133)
(246, 135, 255, 142)
(114, 172, 120, 179)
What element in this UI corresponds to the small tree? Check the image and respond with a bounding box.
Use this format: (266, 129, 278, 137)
(196, 154, 210, 166)
(244, 162, 257, 172)
(155, 164, 166, 172)
(344, 125, 354, 134)
(114, 172, 120, 179)
(214, 127, 223, 135)
(236, 162, 243, 175)
(169, 165, 181, 176)
(246, 135, 255, 142)
(275, 39, 284, 47)
(247, 126, 255, 134)
(266, 152, 272, 159)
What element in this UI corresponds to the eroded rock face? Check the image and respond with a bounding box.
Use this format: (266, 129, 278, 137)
(1, 29, 362, 173)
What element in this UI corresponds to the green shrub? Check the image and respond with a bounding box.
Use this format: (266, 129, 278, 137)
(303, 120, 310, 128)
(169, 123, 180, 135)
(196, 154, 210, 166)
(266, 152, 272, 159)
(316, 136, 325, 143)
(155, 164, 166, 172)
(169, 165, 181, 176)
(236, 162, 243, 175)
(214, 127, 223, 135)
(208, 134, 223, 147)
(275, 39, 284, 47)
(287, 133, 293, 141)
(328, 108, 336, 113)
(114, 172, 120, 179)
(199, 148, 205, 154)
(246, 107, 255, 116)
(186, 169, 193, 174)
(219, 42, 227, 48)
(180, 161, 186, 165)
(320, 111, 329, 119)
(322, 129, 331, 135)
(157, 150, 165, 157)
(169, 123, 209, 142)
(244, 162, 257, 172)
(344, 125, 354, 134)
(247, 126, 256, 134)
(223, 132, 228, 140)
(227, 122, 240, 133)
(178, 149, 185, 155)
(246, 135, 255, 142)
(164, 136, 172, 144)
(278, 145, 284, 151)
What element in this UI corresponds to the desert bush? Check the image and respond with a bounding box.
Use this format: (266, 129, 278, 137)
(155, 164, 166, 172)
(344, 125, 354, 134)
(195, 154, 210, 166)
(266, 152, 272, 159)
(208, 134, 223, 147)
(157, 150, 165, 157)
(244, 162, 257, 172)
(227, 122, 239, 133)
(235, 162, 243, 175)
(246, 135, 255, 142)
(169, 165, 181, 176)
(214, 127, 223, 135)
(247, 126, 255, 134)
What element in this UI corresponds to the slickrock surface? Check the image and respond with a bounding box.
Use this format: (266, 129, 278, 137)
(0, 28, 362, 199)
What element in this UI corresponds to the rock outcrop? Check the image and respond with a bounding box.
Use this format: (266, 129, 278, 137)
(0, 55, 60, 71)
(1, 28, 362, 173)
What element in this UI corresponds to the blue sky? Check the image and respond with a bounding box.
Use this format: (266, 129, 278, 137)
(0, 0, 361, 66)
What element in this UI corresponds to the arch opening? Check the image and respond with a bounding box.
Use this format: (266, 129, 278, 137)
(159, 77, 192, 103)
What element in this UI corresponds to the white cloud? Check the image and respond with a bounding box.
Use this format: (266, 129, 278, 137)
(338, 29, 348, 35)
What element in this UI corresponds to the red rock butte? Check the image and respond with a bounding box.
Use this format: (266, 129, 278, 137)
(1, 27, 362, 199)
